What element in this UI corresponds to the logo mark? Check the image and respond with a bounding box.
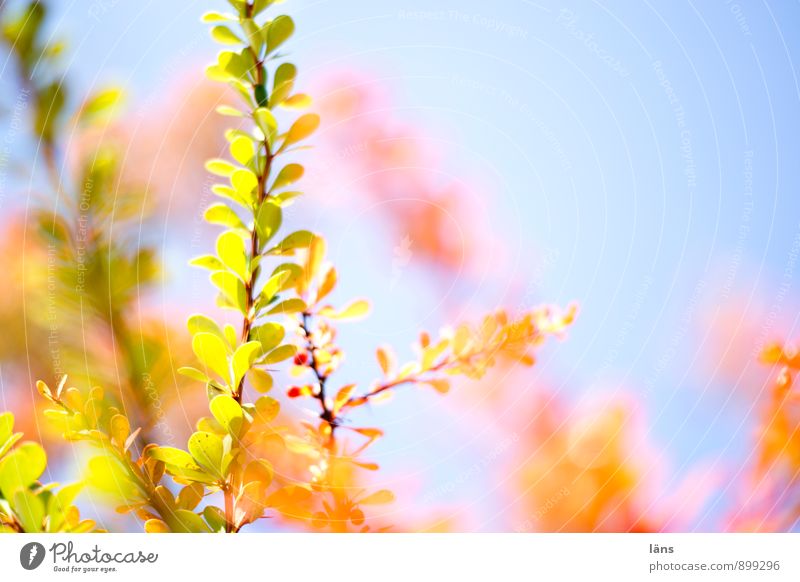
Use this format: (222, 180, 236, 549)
(20, 542, 46, 570)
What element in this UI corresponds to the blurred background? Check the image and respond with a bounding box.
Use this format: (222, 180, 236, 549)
(2, 0, 800, 531)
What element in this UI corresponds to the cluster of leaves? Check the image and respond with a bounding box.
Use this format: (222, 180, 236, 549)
(0, 410, 95, 533)
(274, 237, 576, 530)
(0, 0, 574, 533)
(0, 0, 180, 451)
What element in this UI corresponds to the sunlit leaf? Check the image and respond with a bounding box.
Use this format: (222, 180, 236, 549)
(192, 332, 231, 382)
(0, 442, 47, 498)
(231, 341, 262, 389)
(266, 15, 294, 54)
(270, 163, 303, 191)
(188, 432, 224, 477)
(216, 231, 248, 281)
(211, 25, 242, 45)
(280, 114, 319, 152)
(210, 395, 245, 437)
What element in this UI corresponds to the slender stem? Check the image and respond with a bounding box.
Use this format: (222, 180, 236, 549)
(223, 483, 235, 533)
(234, 38, 272, 403)
(300, 313, 336, 441)
(344, 359, 451, 410)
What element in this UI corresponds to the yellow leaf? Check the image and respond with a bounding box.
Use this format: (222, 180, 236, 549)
(144, 519, 170, 533)
(359, 489, 395, 505)
(109, 414, 130, 450)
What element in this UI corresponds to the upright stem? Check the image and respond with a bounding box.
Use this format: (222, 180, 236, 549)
(234, 43, 272, 403)
(223, 483, 235, 533)
(300, 312, 336, 444)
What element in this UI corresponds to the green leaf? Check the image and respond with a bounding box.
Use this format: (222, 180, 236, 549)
(267, 298, 306, 315)
(270, 163, 304, 191)
(224, 324, 238, 348)
(232, 341, 263, 389)
(266, 15, 294, 54)
(268, 230, 314, 254)
(254, 107, 277, 144)
(213, 184, 250, 208)
(255, 200, 282, 242)
(189, 254, 226, 271)
(217, 105, 244, 117)
(273, 190, 303, 207)
(205, 203, 245, 230)
(174, 509, 212, 533)
(211, 25, 242, 45)
(188, 314, 226, 341)
(76, 87, 124, 125)
(35, 81, 65, 142)
(260, 270, 291, 304)
(192, 332, 231, 382)
(231, 169, 259, 207)
(210, 395, 245, 437)
(205, 159, 237, 177)
(217, 51, 249, 80)
(249, 368, 274, 393)
(270, 63, 296, 107)
(271, 263, 303, 289)
(13, 490, 44, 533)
(280, 114, 320, 151)
(0, 432, 22, 460)
(262, 344, 297, 364)
(147, 447, 198, 470)
(211, 271, 248, 315)
(0, 412, 14, 445)
(216, 231, 248, 281)
(0, 442, 47, 498)
(203, 506, 227, 532)
(201, 11, 235, 22)
(177, 366, 211, 384)
(251, 323, 285, 353)
(188, 432, 225, 477)
(86, 455, 141, 501)
(230, 135, 255, 166)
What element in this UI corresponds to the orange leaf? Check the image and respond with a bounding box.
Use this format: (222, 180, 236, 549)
(316, 266, 337, 304)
